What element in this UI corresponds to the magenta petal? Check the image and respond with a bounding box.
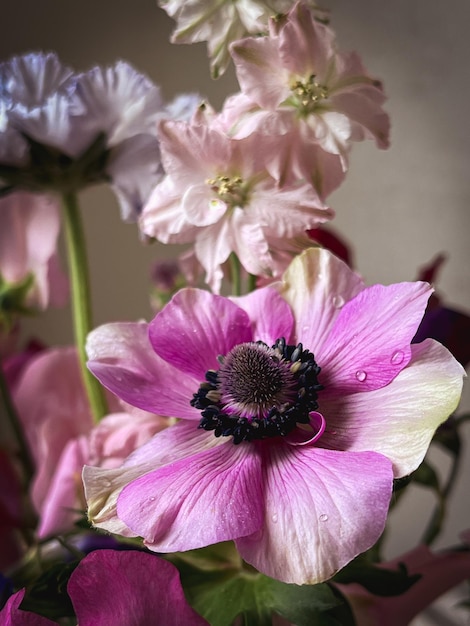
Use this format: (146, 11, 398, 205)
(232, 286, 294, 345)
(320, 282, 432, 392)
(236, 445, 393, 584)
(0, 589, 57, 625)
(87, 321, 200, 419)
(117, 442, 264, 551)
(68, 550, 208, 626)
(149, 288, 253, 378)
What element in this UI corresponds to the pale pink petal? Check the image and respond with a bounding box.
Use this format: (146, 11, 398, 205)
(194, 219, 234, 293)
(319, 340, 465, 477)
(117, 442, 264, 552)
(331, 89, 390, 149)
(277, 2, 335, 79)
(149, 288, 253, 378)
(182, 182, 227, 226)
(36, 436, 88, 538)
(279, 247, 365, 355)
(319, 281, 432, 392)
(88, 411, 168, 468)
(231, 286, 294, 345)
(230, 36, 290, 109)
(87, 321, 200, 419)
(236, 445, 393, 584)
(68, 550, 208, 626)
(139, 176, 199, 244)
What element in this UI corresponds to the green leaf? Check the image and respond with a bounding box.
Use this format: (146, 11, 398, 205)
(333, 557, 421, 597)
(20, 561, 79, 620)
(179, 560, 354, 626)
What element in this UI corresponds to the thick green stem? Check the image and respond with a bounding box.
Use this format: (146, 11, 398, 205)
(61, 192, 107, 423)
(0, 364, 35, 485)
(230, 253, 242, 297)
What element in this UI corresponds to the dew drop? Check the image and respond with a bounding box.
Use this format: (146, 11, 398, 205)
(332, 294, 345, 308)
(302, 325, 310, 333)
(355, 370, 367, 382)
(319, 514, 328, 522)
(148, 497, 156, 502)
(271, 513, 278, 524)
(391, 350, 404, 365)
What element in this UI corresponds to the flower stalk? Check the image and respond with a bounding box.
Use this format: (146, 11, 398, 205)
(0, 363, 35, 485)
(61, 192, 107, 423)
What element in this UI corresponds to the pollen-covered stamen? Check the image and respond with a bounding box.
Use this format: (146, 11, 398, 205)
(191, 338, 323, 444)
(291, 74, 329, 114)
(206, 174, 248, 208)
(218, 342, 297, 418)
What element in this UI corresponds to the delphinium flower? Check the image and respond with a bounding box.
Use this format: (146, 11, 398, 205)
(11, 346, 168, 538)
(140, 120, 333, 292)
(229, 1, 390, 172)
(0, 550, 208, 625)
(158, 0, 327, 78)
(83, 248, 464, 584)
(0, 51, 180, 221)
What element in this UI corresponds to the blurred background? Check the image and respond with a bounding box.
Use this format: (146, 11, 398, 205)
(2, 0, 469, 619)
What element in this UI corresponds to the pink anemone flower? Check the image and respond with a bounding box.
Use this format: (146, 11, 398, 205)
(83, 248, 464, 585)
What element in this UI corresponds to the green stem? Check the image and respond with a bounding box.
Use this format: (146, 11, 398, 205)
(0, 364, 35, 485)
(230, 253, 242, 297)
(61, 192, 107, 423)
(247, 273, 257, 293)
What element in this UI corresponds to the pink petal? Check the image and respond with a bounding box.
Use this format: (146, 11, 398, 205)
(0, 589, 57, 625)
(149, 288, 253, 378)
(231, 36, 289, 110)
(84, 423, 220, 536)
(279, 248, 365, 355)
(117, 441, 264, 552)
(36, 437, 88, 538)
(68, 550, 208, 626)
(319, 339, 465, 477)
(319, 281, 432, 392)
(231, 286, 294, 346)
(87, 321, 200, 419)
(236, 445, 393, 584)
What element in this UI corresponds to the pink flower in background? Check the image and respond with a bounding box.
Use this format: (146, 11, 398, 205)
(0, 192, 67, 312)
(84, 248, 464, 584)
(335, 542, 470, 626)
(140, 120, 333, 291)
(0, 550, 208, 625)
(230, 1, 389, 168)
(12, 347, 167, 538)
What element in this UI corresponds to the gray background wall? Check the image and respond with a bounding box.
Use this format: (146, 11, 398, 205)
(2, 0, 469, 597)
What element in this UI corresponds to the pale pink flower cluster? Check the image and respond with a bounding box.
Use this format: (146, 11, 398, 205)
(141, 1, 389, 292)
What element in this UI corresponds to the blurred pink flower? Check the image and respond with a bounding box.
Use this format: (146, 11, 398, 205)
(84, 248, 463, 584)
(335, 543, 470, 626)
(12, 347, 168, 538)
(0, 192, 67, 312)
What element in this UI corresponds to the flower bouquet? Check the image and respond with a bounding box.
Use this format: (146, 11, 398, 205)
(0, 1, 469, 624)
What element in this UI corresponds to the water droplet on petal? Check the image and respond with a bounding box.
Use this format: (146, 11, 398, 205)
(148, 497, 156, 502)
(319, 514, 328, 522)
(355, 370, 367, 382)
(271, 513, 278, 524)
(391, 350, 404, 365)
(302, 325, 310, 333)
(332, 294, 345, 308)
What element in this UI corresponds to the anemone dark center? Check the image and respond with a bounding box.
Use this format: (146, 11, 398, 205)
(191, 338, 323, 444)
